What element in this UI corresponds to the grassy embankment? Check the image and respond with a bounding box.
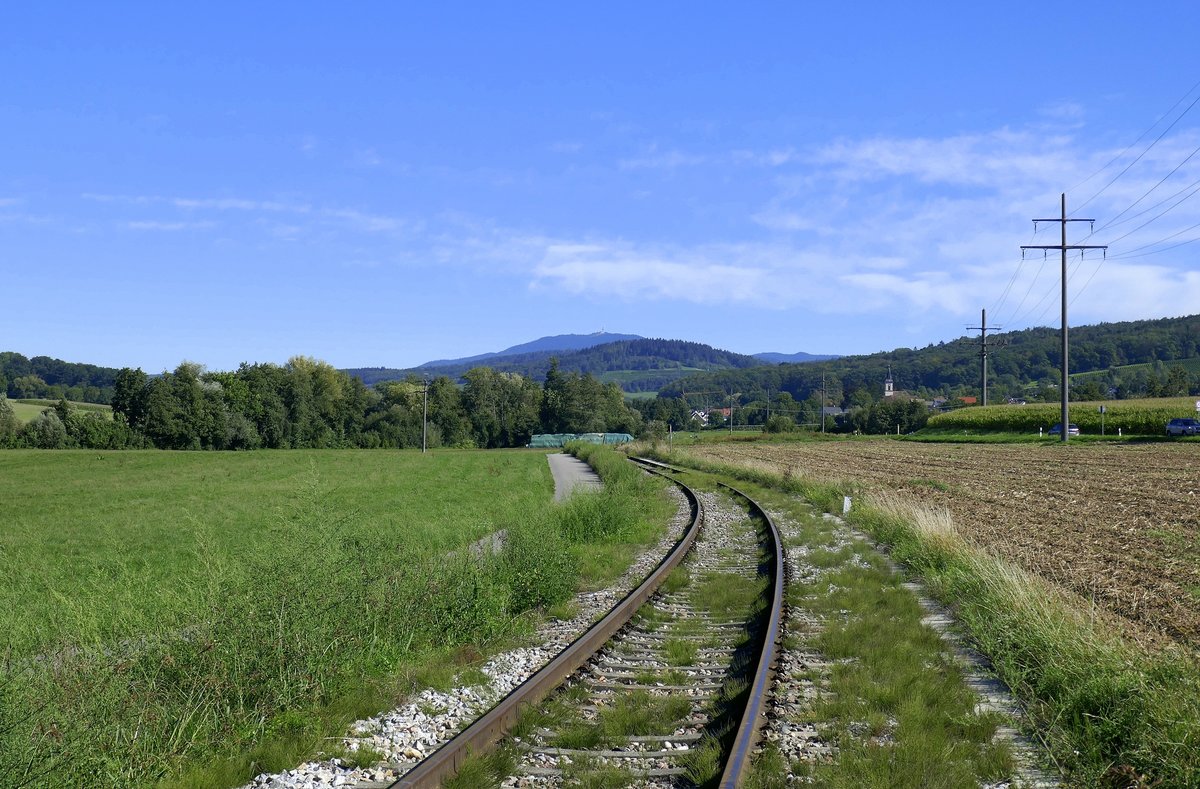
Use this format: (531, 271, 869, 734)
(0, 447, 669, 788)
(641, 446, 1200, 788)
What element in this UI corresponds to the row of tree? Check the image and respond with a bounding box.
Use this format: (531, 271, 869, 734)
(0, 352, 116, 403)
(0, 358, 644, 451)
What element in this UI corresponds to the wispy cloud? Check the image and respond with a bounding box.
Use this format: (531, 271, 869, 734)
(618, 148, 710, 170)
(171, 196, 307, 212)
(350, 147, 384, 168)
(322, 207, 409, 233)
(126, 220, 216, 231)
(83, 192, 414, 235)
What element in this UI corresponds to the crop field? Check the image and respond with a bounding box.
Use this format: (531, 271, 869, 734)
(927, 396, 1198, 434)
(679, 439, 1200, 650)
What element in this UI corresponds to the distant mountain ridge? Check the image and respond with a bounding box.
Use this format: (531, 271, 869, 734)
(343, 335, 805, 391)
(416, 332, 643, 368)
(753, 351, 841, 364)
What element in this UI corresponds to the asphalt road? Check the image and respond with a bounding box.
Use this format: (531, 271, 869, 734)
(546, 452, 603, 501)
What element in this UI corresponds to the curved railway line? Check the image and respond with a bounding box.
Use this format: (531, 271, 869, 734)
(387, 457, 785, 788)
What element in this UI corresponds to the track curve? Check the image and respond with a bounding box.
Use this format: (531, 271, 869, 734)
(388, 457, 784, 788)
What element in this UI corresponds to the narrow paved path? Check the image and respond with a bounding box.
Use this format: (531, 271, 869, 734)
(547, 452, 603, 501)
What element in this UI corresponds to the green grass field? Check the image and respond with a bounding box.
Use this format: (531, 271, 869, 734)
(1071, 356, 1200, 381)
(0, 449, 552, 645)
(0, 448, 671, 787)
(8, 398, 113, 423)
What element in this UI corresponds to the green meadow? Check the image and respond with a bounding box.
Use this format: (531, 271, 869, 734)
(0, 447, 670, 788)
(1, 450, 551, 642)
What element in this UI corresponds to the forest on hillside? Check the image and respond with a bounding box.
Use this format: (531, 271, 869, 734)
(347, 338, 764, 389)
(660, 314, 1200, 410)
(0, 352, 118, 403)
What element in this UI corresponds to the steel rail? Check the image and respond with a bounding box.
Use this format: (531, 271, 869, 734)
(716, 481, 786, 789)
(389, 460, 703, 789)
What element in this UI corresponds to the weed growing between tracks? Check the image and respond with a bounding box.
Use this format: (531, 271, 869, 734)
(0, 448, 671, 788)
(640, 445, 1200, 787)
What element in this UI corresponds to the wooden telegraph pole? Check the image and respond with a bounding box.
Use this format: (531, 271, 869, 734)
(1021, 193, 1107, 443)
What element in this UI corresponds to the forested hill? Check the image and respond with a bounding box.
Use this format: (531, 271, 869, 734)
(660, 314, 1200, 406)
(1, 352, 119, 403)
(346, 338, 765, 392)
(416, 331, 643, 368)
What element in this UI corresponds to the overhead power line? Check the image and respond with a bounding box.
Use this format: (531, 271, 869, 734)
(1074, 79, 1200, 215)
(1068, 76, 1200, 201)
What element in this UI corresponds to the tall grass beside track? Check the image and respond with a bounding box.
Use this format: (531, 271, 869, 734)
(0, 448, 668, 788)
(638, 445, 1200, 788)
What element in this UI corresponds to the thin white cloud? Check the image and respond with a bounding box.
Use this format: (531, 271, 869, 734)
(351, 148, 385, 168)
(127, 220, 216, 231)
(618, 149, 710, 170)
(322, 207, 407, 233)
(172, 197, 307, 212)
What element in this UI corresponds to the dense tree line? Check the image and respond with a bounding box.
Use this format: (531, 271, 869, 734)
(1, 357, 643, 450)
(0, 352, 118, 403)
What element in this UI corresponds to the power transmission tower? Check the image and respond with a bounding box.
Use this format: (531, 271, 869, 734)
(967, 308, 1001, 406)
(1020, 193, 1107, 443)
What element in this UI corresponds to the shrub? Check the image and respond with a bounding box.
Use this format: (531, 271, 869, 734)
(498, 516, 577, 614)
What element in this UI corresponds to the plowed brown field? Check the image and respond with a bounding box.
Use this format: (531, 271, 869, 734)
(682, 440, 1200, 649)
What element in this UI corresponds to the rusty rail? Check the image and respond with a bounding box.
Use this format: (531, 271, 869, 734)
(716, 481, 786, 789)
(390, 461, 703, 788)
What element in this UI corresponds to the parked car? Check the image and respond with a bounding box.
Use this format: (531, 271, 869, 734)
(1166, 418, 1200, 436)
(1048, 423, 1080, 436)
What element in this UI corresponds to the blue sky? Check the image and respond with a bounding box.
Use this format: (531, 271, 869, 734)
(4, 4, 1200, 373)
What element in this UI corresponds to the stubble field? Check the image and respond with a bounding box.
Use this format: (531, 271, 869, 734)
(681, 439, 1200, 650)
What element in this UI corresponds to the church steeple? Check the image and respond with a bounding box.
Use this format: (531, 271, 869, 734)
(884, 365, 894, 398)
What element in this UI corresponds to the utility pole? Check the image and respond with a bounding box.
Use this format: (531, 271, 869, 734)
(967, 308, 1001, 406)
(729, 391, 734, 435)
(421, 378, 429, 453)
(1021, 193, 1106, 443)
(820, 373, 826, 434)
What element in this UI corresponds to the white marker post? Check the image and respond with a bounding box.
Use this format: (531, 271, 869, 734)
(842, 496, 852, 516)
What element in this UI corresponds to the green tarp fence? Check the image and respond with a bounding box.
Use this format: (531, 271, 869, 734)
(528, 432, 635, 448)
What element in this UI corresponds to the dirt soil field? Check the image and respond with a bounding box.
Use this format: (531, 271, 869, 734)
(682, 440, 1200, 650)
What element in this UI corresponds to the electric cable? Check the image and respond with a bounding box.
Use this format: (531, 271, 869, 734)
(1073, 80, 1200, 215)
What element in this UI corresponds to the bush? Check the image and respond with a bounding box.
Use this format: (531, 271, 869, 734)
(764, 415, 797, 433)
(498, 516, 577, 614)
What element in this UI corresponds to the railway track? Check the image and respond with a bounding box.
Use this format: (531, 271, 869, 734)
(387, 458, 784, 788)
